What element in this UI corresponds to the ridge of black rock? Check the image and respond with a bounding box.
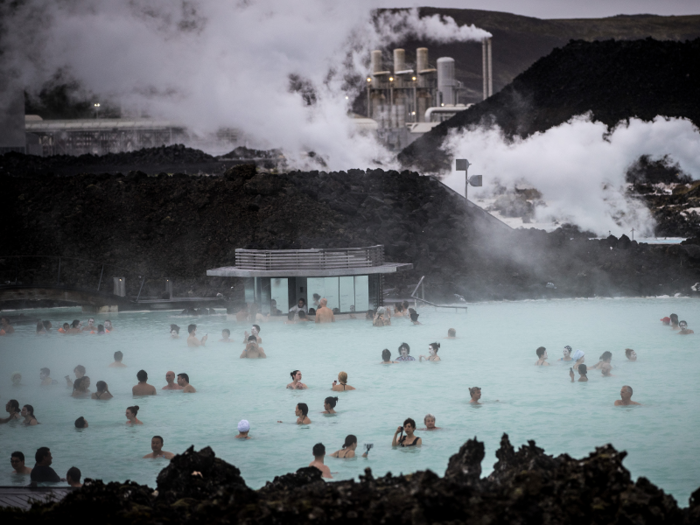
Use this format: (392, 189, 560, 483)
(9, 437, 695, 524)
(2, 165, 700, 305)
(398, 38, 700, 173)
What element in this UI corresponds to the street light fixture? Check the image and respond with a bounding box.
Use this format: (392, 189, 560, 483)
(93, 102, 100, 119)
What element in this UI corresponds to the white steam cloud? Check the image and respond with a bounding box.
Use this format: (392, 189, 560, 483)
(442, 115, 700, 236)
(0, 2, 488, 169)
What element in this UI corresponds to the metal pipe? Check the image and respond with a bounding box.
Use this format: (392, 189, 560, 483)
(97, 265, 104, 291)
(136, 276, 145, 302)
(424, 106, 470, 121)
(488, 38, 493, 97)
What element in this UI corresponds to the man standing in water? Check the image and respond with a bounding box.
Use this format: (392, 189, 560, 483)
(177, 373, 196, 393)
(143, 436, 174, 459)
(535, 347, 550, 366)
(240, 336, 267, 358)
(187, 324, 208, 347)
(11, 451, 32, 475)
(132, 370, 157, 395)
(309, 443, 332, 479)
(315, 298, 335, 323)
(30, 447, 62, 483)
(615, 385, 641, 406)
(163, 371, 183, 390)
(109, 351, 127, 368)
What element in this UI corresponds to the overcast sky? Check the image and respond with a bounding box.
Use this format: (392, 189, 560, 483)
(376, 0, 700, 19)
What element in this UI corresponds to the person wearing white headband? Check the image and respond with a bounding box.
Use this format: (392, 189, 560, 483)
(571, 350, 585, 372)
(235, 420, 251, 439)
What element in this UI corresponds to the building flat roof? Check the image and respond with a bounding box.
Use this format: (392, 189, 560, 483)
(207, 262, 412, 278)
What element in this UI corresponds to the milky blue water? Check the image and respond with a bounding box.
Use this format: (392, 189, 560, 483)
(0, 297, 698, 506)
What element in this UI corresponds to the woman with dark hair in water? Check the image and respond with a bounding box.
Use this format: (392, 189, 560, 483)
(295, 403, 311, 424)
(380, 349, 396, 364)
(0, 399, 21, 423)
(322, 396, 339, 414)
(287, 370, 308, 390)
(589, 351, 612, 370)
(126, 406, 143, 425)
(72, 376, 91, 398)
(408, 308, 421, 325)
(21, 405, 39, 426)
(392, 418, 422, 447)
(670, 314, 679, 330)
(420, 343, 441, 362)
(396, 343, 415, 362)
(91, 381, 113, 400)
(329, 435, 368, 458)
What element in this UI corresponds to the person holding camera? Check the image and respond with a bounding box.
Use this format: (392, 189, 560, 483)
(328, 435, 370, 458)
(392, 418, 422, 447)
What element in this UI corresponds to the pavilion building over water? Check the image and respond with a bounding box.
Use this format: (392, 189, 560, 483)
(207, 245, 412, 315)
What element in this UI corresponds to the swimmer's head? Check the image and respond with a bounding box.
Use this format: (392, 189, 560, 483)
(114, 351, 123, 362)
(398, 343, 410, 356)
(296, 403, 309, 416)
(536, 346, 547, 358)
(342, 435, 357, 449)
(381, 349, 391, 362)
(625, 348, 637, 361)
(298, 310, 307, 319)
(572, 350, 585, 363)
(600, 351, 612, 362)
(137, 370, 148, 382)
(247, 335, 258, 344)
(63, 323, 70, 330)
(429, 342, 440, 355)
(252, 324, 261, 334)
(578, 364, 587, 376)
(298, 298, 306, 307)
(670, 314, 679, 325)
(324, 396, 338, 409)
(75, 416, 87, 428)
(290, 370, 301, 381)
(22, 405, 34, 417)
(338, 371, 348, 383)
(424, 414, 436, 427)
(40, 367, 50, 378)
(312, 443, 325, 457)
(187, 324, 197, 334)
(403, 418, 416, 431)
(237, 420, 250, 433)
(6, 399, 19, 413)
(74, 365, 86, 377)
(97, 324, 105, 334)
(170, 324, 180, 334)
(469, 387, 482, 399)
(104, 320, 113, 329)
(409, 309, 419, 322)
(222, 329, 230, 337)
(680, 320, 688, 329)
(448, 328, 456, 338)
(87, 318, 95, 325)
(320, 298, 328, 307)
(622, 385, 633, 397)
(71, 320, 81, 328)
(96, 381, 108, 392)
(66, 467, 81, 485)
(177, 373, 189, 385)
(563, 345, 572, 357)
(127, 405, 139, 417)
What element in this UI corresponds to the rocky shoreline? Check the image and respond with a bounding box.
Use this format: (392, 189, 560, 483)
(2, 161, 700, 306)
(4, 435, 698, 523)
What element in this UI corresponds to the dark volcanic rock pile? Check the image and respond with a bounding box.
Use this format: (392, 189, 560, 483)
(3, 164, 700, 302)
(6, 435, 698, 524)
(399, 38, 700, 173)
(0, 144, 221, 177)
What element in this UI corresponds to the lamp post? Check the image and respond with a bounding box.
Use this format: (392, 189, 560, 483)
(455, 159, 483, 201)
(93, 102, 100, 119)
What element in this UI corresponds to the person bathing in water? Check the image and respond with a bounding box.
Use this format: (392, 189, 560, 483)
(125, 406, 143, 425)
(420, 343, 441, 362)
(469, 387, 482, 404)
(328, 435, 368, 458)
(589, 351, 613, 371)
(170, 325, 180, 339)
(559, 346, 573, 362)
(625, 348, 637, 361)
(287, 370, 308, 389)
(143, 436, 174, 459)
(219, 329, 234, 342)
(380, 349, 397, 364)
(569, 364, 588, 382)
(421, 414, 441, 430)
(535, 347, 550, 366)
(331, 372, 355, 391)
(678, 320, 694, 335)
(392, 418, 422, 447)
(243, 325, 262, 344)
(615, 385, 641, 406)
(308, 443, 332, 479)
(240, 336, 267, 358)
(395, 343, 415, 362)
(235, 420, 251, 439)
(187, 324, 208, 347)
(322, 396, 338, 414)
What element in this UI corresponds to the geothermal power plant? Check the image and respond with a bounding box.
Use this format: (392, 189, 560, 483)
(0, 39, 494, 156)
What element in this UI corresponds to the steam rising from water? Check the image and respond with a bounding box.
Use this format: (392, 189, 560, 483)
(442, 115, 700, 236)
(0, 2, 489, 169)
